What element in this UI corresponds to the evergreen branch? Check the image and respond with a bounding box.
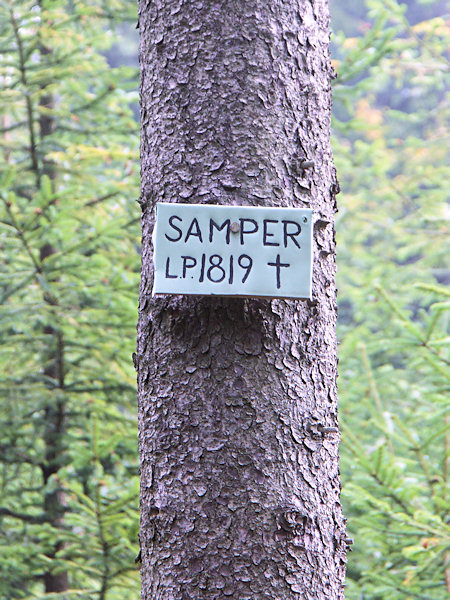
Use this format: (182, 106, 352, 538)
(360, 343, 394, 453)
(0, 201, 62, 309)
(71, 87, 115, 116)
(9, 6, 40, 186)
(0, 272, 35, 304)
(0, 120, 26, 134)
(64, 384, 135, 394)
(393, 415, 440, 513)
(92, 416, 111, 600)
(341, 421, 412, 515)
(1, 197, 42, 274)
(84, 191, 120, 207)
(0, 507, 46, 523)
(376, 285, 450, 367)
(416, 283, 450, 298)
(0, 445, 41, 466)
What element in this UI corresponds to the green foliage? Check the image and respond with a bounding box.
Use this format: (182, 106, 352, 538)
(0, 0, 448, 599)
(340, 289, 449, 599)
(333, 0, 449, 597)
(0, 0, 140, 597)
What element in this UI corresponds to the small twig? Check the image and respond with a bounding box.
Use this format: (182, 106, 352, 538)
(10, 7, 40, 186)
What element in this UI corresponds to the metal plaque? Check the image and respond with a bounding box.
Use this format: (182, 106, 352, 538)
(152, 203, 313, 299)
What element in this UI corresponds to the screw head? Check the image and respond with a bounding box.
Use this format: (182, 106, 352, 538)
(230, 221, 240, 233)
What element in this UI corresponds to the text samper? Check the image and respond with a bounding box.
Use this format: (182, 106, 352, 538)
(164, 216, 302, 249)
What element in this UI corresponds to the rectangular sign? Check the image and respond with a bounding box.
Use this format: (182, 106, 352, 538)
(152, 203, 313, 299)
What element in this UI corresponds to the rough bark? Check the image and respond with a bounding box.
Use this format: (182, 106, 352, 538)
(137, 1, 346, 598)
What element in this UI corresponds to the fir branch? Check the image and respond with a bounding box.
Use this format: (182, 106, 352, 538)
(0, 507, 46, 524)
(9, 7, 40, 186)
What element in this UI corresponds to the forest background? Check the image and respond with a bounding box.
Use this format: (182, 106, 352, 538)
(0, 0, 448, 598)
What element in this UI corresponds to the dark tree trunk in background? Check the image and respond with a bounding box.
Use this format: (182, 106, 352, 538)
(39, 32, 69, 598)
(137, 1, 347, 598)
(12, 0, 69, 592)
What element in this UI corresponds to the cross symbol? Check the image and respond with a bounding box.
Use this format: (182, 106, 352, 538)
(267, 254, 290, 289)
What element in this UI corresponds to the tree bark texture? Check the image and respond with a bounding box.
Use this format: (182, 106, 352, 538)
(137, 1, 347, 598)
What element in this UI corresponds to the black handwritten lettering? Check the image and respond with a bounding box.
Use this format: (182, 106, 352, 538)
(165, 215, 183, 242)
(238, 254, 253, 283)
(181, 256, 197, 278)
(282, 220, 301, 249)
(263, 219, 280, 247)
(199, 253, 206, 282)
(239, 218, 258, 245)
(209, 219, 231, 244)
(207, 254, 226, 283)
(184, 218, 203, 243)
(165, 257, 177, 278)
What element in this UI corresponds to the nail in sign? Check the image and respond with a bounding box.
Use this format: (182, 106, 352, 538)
(152, 203, 313, 299)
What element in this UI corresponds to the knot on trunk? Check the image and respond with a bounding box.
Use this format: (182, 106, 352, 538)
(276, 507, 308, 537)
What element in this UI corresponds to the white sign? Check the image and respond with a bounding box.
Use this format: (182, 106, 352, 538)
(152, 203, 313, 299)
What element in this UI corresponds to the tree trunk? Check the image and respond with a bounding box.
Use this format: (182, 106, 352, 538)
(39, 2, 68, 592)
(137, 1, 347, 598)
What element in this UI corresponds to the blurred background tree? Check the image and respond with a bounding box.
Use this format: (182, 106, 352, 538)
(0, 0, 140, 597)
(331, 0, 449, 598)
(0, 0, 448, 598)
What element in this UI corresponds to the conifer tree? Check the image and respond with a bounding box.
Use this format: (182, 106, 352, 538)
(332, 1, 449, 597)
(137, 1, 347, 598)
(0, 1, 140, 597)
